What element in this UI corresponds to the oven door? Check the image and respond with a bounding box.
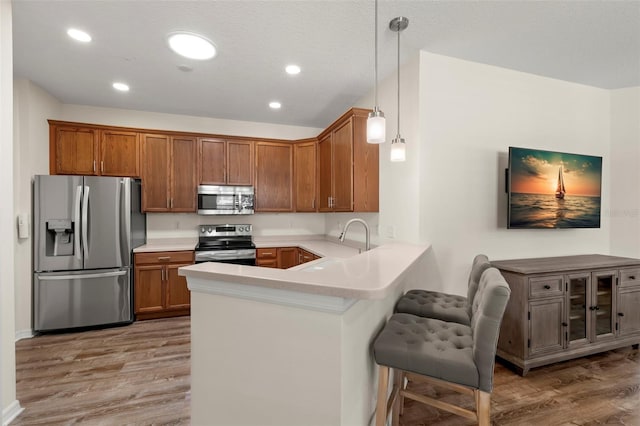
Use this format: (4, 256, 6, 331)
(195, 249, 256, 266)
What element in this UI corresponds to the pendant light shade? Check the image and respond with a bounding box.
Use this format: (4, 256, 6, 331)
(389, 16, 408, 162)
(367, 0, 386, 144)
(367, 107, 386, 144)
(390, 137, 406, 162)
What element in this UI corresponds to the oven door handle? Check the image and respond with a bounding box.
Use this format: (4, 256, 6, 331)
(195, 249, 256, 262)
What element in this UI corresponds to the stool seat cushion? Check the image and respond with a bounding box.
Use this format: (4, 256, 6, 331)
(373, 313, 478, 389)
(395, 290, 470, 325)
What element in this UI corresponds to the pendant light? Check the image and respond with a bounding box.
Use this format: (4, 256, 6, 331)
(389, 16, 408, 162)
(366, 0, 386, 144)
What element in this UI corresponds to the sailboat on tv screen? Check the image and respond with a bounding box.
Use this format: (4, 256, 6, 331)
(555, 165, 566, 199)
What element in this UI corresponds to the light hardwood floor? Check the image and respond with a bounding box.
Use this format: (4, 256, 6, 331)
(12, 317, 640, 425)
(13, 317, 190, 425)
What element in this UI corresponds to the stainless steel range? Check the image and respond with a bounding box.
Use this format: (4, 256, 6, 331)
(195, 224, 256, 266)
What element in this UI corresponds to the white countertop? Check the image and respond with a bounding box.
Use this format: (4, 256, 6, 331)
(179, 240, 430, 299)
(133, 238, 197, 253)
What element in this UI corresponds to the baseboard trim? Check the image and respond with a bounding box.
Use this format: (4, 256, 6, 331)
(15, 329, 34, 341)
(2, 400, 24, 425)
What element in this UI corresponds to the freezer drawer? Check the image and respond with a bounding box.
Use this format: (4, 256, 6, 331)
(34, 268, 132, 332)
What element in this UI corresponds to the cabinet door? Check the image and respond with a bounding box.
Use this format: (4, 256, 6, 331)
(332, 118, 353, 211)
(317, 133, 333, 212)
(591, 270, 616, 342)
(567, 273, 589, 347)
(278, 247, 299, 269)
(617, 287, 640, 337)
(166, 264, 191, 310)
(227, 140, 254, 185)
(134, 265, 165, 314)
(294, 141, 317, 212)
(170, 136, 197, 212)
(100, 130, 139, 177)
(528, 298, 564, 357)
(141, 134, 170, 212)
(54, 126, 98, 175)
(255, 142, 293, 212)
(199, 138, 226, 184)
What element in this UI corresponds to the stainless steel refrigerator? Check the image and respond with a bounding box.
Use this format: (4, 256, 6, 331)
(33, 175, 146, 332)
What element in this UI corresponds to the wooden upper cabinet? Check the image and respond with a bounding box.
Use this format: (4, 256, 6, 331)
(331, 119, 354, 212)
(49, 122, 140, 177)
(255, 142, 293, 212)
(316, 109, 379, 212)
(141, 133, 196, 212)
(100, 130, 140, 177)
(199, 138, 253, 185)
(294, 140, 318, 212)
(171, 136, 197, 212)
(317, 133, 332, 212)
(141, 134, 171, 212)
(51, 125, 99, 175)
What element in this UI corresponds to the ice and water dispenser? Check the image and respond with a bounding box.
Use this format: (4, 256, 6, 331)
(46, 219, 74, 256)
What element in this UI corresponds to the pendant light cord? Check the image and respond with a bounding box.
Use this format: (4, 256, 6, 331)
(396, 25, 400, 135)
(374, 0, 379, 108)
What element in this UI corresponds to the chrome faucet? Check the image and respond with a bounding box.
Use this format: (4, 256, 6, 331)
(339, 218, 371, 252)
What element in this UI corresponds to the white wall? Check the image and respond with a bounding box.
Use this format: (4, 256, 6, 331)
(13, 80, 61, 337)
(365, 51, 612, 296)
(1, 1, 22, 422)
(609, 87, 640, 257)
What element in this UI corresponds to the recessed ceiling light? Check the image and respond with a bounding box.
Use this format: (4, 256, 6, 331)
(67, 28, 91, 42)
(168, 32, 216, 60)
(285, 65, 301, 75)
(112, 82, 130, 92)
(269, 101, 282, 109)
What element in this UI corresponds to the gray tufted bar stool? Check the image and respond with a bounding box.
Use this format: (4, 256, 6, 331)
(373, 267, 511, 426)
(394, 254, 491, 325)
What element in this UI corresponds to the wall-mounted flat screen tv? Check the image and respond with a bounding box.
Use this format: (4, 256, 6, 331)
(507, 147, 602, 229)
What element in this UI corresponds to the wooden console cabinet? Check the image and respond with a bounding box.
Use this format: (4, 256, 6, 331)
(493, 254, 640, 375)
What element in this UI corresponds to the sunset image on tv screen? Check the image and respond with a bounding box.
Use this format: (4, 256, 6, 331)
(508, 147, 602, 228)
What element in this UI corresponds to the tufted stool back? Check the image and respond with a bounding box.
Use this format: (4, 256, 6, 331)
(470, 267, 511, 392)
(466, 254, 491, 317)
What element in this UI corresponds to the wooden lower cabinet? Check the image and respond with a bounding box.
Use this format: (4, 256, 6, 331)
(256, 247, 320, 269)
(134, 251, 194, 320)
(493, 254, 640, 375)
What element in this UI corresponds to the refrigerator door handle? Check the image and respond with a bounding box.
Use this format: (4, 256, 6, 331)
(36, 270, 128, 281)
(74, 185, 83, 261)
(120, 179, 130, 264)
(82, 185, 90, 261)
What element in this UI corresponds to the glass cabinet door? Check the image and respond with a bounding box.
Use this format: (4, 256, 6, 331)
(592, 271, 615, 341)
(567, 274, 589, 345)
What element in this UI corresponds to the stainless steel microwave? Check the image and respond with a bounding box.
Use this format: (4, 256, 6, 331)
(197, 185, 254, 215)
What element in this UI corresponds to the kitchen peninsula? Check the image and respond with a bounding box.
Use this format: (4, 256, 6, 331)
(179, 240, 430, 426)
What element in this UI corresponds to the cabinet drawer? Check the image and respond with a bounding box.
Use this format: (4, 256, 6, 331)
(619, 268, 640, 288)
(529, 276, 564, 298)
(135, 251, 194, 265)
(256, 248, 277, 259)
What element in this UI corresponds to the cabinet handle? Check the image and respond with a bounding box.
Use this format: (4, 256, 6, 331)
(262, 252, 273, 256)
(158, 256, 171, 261)
(312, 199, 315, 209)
(544, 285, 551, 289)
(101, 161, 104, 173)
(562, 322, 568, 327)
(618, 312, 625, 317)
(170, 198, 174, 209)
(93, 160, 96, 173)
(629, 275, 636, 280)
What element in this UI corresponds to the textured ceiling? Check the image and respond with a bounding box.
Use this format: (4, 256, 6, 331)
(12, 0, 640, 129)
